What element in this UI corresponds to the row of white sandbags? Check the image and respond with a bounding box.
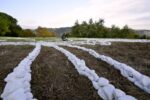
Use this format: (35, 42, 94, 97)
(1, 43, 41, 100)
(0, 42, 36, 46)
(53, 40, 111, 46)
(45, 44, 136, 100)
(69, 41, 111, 46)
(50, 38, 150, 47)
(66, 38, 150, 46)
(73, 38, 150, 43)
(75, 41, 111, 46)
(64, 44, 150, 94)
(85, 39, 150, 46)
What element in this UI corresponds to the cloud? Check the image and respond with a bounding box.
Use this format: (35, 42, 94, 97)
(20, 0, 150, 29)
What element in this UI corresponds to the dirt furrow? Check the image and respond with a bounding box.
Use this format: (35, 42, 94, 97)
(0, 45, 34, 98)
(31, 46, 100, 100)
(62, 46, 150, 100)
(83, 42, 150, 76)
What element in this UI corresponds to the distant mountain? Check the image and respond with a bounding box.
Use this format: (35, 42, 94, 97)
(48, 27, 71, 37)
(136, 30, 150, 36)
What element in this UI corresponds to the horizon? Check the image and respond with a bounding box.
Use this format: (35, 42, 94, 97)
(0, 0, 150, 29)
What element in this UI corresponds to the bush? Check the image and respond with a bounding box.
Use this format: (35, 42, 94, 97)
(35, 27, 55, 37)
(20, 29, 35, 37)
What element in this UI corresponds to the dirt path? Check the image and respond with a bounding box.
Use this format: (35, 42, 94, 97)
(0, 45, 34, 98)
(31, 46, 100, 100)
(83, 42, 150, 76)
(62, 46, 150, 100)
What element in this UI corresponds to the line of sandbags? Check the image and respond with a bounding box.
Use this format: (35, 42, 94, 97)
(0, 42, 36, 46)
(1, 43, 41, 100)
(65, 44, 150, 94)
(48, 44, 136, 100)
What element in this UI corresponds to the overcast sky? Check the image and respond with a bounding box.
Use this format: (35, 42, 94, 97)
(0, 0, 150, 29)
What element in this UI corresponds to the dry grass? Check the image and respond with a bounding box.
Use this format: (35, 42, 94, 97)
(83, 42, 150, 76)
(0, 45, 34, 99)
(1, 42, 150, 100)
(31, 46, 100, 100)
(62, 46, 150, 100)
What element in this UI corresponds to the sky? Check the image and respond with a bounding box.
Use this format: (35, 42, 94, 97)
(0, 0, 150, 29)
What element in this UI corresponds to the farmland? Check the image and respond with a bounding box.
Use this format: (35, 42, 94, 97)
(0, 38, 150, 100)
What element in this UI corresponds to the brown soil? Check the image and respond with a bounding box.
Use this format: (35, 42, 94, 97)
(83, 42, 150, 76)
(31, 46, 100, 100)
(62, 46, 150, 100)
(0, 45, 34, 98)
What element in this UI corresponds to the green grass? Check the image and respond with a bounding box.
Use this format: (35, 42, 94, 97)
(0, 37, 62, 42)
(0, 37, 88, 42)
(0, 37, 149, 42)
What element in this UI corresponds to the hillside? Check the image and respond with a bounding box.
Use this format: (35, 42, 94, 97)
(48, 27, 71, 37)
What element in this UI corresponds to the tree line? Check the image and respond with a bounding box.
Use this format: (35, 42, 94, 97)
(70, 19, 141, 39)
(0, 12, 55, 37)
(0, 12, 149, 38)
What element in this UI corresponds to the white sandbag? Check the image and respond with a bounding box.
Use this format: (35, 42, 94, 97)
(141, 76, 150, 87)
(26, 92, 33, 100)
(118, 95, 136, 100)
(92, 81, 99, 90)
(114, 89, 126, 99)
(24, 82, 31, 90)
(87, 73, 95, 81)
(102, 84, 115, 100)
(3, 88, 26, 100)
(98, 78, 109, 87)
(24, 73, 31, 82)
(4, 73, 16, 82)
(1, 80, 23, 98)
(14, 68, 26, 78)
(89, 70, 99, 82)
(98, 88, 107, 100)
(24, 86, 31, 93)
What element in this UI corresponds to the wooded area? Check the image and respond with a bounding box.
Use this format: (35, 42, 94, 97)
(70, 19, 140, 39)
(0, 12, 149, 39)
(0, 12, 55, 37)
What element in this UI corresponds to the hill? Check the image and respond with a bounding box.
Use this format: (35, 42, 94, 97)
(48, 27, 71, 37)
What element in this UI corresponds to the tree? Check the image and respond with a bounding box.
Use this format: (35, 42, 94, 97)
(0, 19, 10, 36)
(75, 20, 79, 26)
(0, 12, 22, 37)
(36, 26, 55, 37)
(71, 20, 81, 37)
(20, 29, 35, 37)
(70, 18, 139, 38)
(110, 25, 121, 38)
(98, 19, 104, 26)
(121, 25, 138, 38)
(89, 18, 93, 25)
